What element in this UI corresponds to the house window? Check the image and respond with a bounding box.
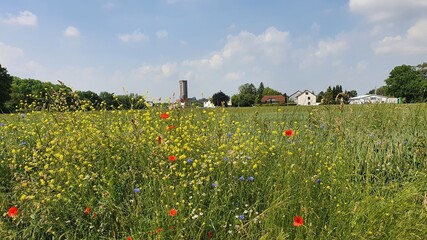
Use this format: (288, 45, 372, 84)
(308, 97, 311, 100)
(305, 92, 308, 95)
(308, 102, 311, 105)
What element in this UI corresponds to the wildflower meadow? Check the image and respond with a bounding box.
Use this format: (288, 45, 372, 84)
(1, 95, 426, 239)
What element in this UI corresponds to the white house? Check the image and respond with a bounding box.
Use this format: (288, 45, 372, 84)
(288, 90, 302, 103)
(349, 94, 399, 104)
(296, 90, 317, 106)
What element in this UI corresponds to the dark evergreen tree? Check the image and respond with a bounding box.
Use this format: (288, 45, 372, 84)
(0, 64, 13, 112)
(212, 91, 230, 107)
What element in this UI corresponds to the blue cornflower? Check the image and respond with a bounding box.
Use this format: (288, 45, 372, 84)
(187, 158, 193, 164)
(228, 133, 233, 137)
(238, 215, 245, 220)
(239, 176, 245, 181)
(246, 156, 251, 160)
(134, 188, 141, 193)
(211, 183, 217, 188)
(0, 123, 6, 127)
(20, 141, 27, 146)
(20, 113, 26, 118)
(320, 124, 326, 129)
(315, 178, 322, 183)
(247, 176, 254, 181)
(223, 157, 229, 161)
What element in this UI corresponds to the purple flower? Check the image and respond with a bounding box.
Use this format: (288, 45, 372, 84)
(20, 113, 26, 118)
(0, 123, 6, 127)
(134, 188, 141, 193)
(20, 141, 27, 146)
(211, 183, 217, 188)
(247, 177, 254, 181)
(315, 178, 321, 183)
(228, 133, 233, 137)
(223, 157, 229, 161)
(238, 215, 245, 220)
(187, 158, 193, 163)
(239, 176, 244, 181)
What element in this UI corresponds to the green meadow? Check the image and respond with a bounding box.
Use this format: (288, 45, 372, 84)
(1, 103, 426, 239)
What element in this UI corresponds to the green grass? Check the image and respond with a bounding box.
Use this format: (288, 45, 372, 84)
(0, 103, 426, 239)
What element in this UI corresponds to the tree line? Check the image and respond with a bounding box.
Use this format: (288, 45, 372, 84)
(0, 64, 145, 113)
(1, 62, 426, 112)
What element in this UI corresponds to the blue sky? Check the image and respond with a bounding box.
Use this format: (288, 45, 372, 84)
(1, 0, 426, 100)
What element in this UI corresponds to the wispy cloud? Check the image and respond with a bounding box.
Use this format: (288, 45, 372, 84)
(118, 30, 149, 43)
(63, 26, 80, 38)
(2, 10, 37, 26)
(156, 30, 168, 39)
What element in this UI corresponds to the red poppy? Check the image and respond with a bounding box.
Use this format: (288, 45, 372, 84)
(284, 129, 294, 137)
(84, 207, 90, 215)
(168, 155, 177, 162)
(156, 228, 163, 233)
(7, 206, 18, 218)
(161, 113, 169, 119)
(165, 125, 175, 130)
(156, 135, 162, 145)
(207, 231, 214, 239)
(93, 213, 97, 218)
(169, 208, 178, 217)
(293, 216, 304, 227)
(127, 237, 133, 240)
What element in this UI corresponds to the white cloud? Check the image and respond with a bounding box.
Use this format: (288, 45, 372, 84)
(161, 62, 177, 77)
(118, 30, 149, 43)
(2, 10, 37, 26)
(63, 26, 80, 38)
(0, 42, 24, 66)
(349, 0, 427, 22)
(222, 27, 291, 64)
(314, 39, 347, 58)
(225, 71, 246, 81)
(374, 19, 427, 54)
(182, 53, 223, 70)
(156, 30, 168, 39)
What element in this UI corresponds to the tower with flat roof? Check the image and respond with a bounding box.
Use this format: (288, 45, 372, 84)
(179, 80, 188, 102)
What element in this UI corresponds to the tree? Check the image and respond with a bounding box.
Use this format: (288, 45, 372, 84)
(262, 87, 282, 96)
(385, 65, 426, 102)
(212, 91, 230, 107)
(77, 91, 101, 105)
(232, 83, 257, 107)
(368, 86, 389, 96)
(256, 82, 265, 104)
(0, 64, 13, 112)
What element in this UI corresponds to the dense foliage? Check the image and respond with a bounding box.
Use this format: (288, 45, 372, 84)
(211, 91, 230, 107)
(317, 85, 357, 104)
(369, 63, 427, 102)
(0, 64, 13, 112)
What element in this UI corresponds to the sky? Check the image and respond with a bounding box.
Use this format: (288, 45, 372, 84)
(1, 0, 426, 100)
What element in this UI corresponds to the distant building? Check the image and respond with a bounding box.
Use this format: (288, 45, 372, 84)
(203, 100, 215, 108)
(288, 90, 302, 103)
(349, 94, 399, 104)
(296, 90, 317, 106)
(179, 80, 188, 102)
(261, 95, 286, 104)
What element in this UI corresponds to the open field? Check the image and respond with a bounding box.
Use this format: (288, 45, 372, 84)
(1, 104, 426, 239)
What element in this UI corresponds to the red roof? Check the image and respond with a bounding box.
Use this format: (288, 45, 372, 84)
(261, 95, 286, 103)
